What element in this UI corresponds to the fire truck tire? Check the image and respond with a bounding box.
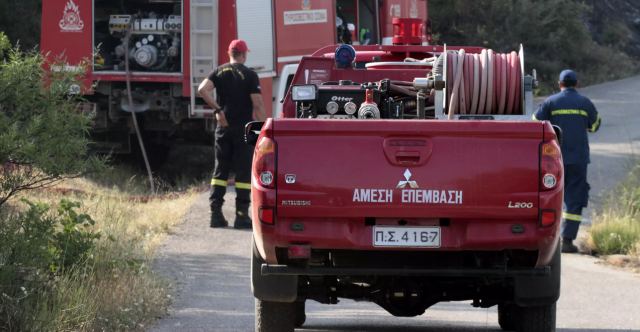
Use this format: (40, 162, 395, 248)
(515, 303, 556, 332)
(255, 299, 295, 332)
(498, 303, 517, 331)
(294, 300, 306, 327)
(251, 237, 298, 303)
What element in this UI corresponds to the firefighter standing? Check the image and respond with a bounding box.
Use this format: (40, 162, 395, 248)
(198, 39, 267, 229)
(534, 69, 601, 253)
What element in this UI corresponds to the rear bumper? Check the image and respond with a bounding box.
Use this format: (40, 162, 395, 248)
(254, 217, 560, 267)
(262, 264, 550, 277)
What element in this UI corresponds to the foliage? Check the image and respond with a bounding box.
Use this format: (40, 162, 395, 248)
(0, 38, 103, 208)
(589, 217, 640, 255)
(429, 0, 639, 93)
(0, 177, 198, 331)
(0, 32, 9, 59)
(0, 199, 100, 331)
(0, 1, 41, 50)
(588, 164, 640, 255)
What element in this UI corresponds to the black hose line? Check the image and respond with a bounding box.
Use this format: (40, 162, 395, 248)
(124, 29, 156, 194)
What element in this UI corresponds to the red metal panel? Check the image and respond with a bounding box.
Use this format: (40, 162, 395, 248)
(273, 119, 541, 219)
(218, 0, 238, 66)
(274, 0, 336, 73)
(182, 0, 191, 97)
(259, 77, 274, 118)
(41, 0, 93, 91)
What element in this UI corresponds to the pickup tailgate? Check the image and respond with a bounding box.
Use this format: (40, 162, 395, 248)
(275, 119, 543, 220)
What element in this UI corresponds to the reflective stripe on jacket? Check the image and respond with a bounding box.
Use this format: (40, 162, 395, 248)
(533, 88, 600, 164)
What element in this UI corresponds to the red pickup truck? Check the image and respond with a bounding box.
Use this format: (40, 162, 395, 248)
(247, 44, 564, 332)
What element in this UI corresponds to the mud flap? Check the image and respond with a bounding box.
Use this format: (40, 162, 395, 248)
(514, 241, 561, 307)
(251, 237, 298, 303)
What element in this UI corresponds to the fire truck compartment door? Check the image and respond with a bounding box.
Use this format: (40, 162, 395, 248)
(236, 0, 275, 76)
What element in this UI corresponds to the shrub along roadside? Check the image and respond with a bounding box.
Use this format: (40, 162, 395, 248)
(587, 164, 640, 256)
(0, 32, 199, 331)
(0, 179, 198, 331)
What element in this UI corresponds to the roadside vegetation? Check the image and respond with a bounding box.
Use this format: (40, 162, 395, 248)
(586, 164, 640, 258)
(428, 0, 640, 93)
(0, 32, 198, 331)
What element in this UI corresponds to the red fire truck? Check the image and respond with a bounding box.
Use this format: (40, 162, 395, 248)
(41, 0, 429, 152)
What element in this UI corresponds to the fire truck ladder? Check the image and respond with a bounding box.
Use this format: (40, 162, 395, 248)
(189, 0, 218, 118)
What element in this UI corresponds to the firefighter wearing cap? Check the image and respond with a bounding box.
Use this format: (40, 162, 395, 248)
(533, 69, 602, 253)
(198, 39, 267, 229)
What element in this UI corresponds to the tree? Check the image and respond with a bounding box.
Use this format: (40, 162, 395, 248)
(0, 0, 42, 50)
(428, 0, 637, 91)
(0, 32, 102, 208)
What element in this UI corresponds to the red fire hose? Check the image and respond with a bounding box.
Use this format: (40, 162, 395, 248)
(447, 48, 522, 116)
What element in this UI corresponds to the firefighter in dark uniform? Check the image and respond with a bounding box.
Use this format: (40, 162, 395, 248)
(198, 39, 267, 229)
(533, 69, 601, 253)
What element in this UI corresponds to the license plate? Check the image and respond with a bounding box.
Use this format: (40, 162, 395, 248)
(372, 226, 441, 248)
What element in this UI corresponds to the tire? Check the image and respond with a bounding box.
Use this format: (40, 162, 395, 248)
(255, 298, 295, 332)
(294, 301, 306, 328)
(498, 303, 517, 331)
(516, 302, 556, 332)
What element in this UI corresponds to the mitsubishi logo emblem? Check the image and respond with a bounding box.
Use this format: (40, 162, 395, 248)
(397, 169, 419, 189)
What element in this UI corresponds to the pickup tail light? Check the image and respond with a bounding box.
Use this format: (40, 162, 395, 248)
(540, 210, 557, 227)
(259, 207, 274, 225)
(253, 126, 276, 225)
(539, 141, 562, 191)
(253, 136, 276, 189)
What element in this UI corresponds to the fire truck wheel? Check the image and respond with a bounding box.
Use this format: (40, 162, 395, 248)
(294, 300, 306, 327)
(515, 302, 556, 332)
(497, 303, 517, 331)
(255, 298, 295, 332)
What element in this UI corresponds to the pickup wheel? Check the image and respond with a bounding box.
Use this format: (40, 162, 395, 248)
(294, 300, 306, 327)
(498, 304, 517, 331)
(255, 298, 295, 332)
(516, 303, 556, 332)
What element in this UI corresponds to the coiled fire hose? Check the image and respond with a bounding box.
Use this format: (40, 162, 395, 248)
(124, 30, 156, 194)
(446, 49, 522, 118)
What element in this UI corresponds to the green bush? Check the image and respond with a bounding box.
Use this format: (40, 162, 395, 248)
(590, 217, 640, 255)
(589, 164, 640, 255)
(0, 32, 103, 208)
(0, 200, 101, 331)
(0, 32, 107, 330)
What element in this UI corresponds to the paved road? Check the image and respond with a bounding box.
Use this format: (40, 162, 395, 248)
(151, 76, 640, 332)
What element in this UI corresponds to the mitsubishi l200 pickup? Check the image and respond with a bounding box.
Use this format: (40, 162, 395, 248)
(247, 43, 564, 332)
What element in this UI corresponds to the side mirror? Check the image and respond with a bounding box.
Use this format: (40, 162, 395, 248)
(245, 121, 264, 146)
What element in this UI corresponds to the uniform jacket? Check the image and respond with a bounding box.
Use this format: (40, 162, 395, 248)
(533, 88, 601, 165)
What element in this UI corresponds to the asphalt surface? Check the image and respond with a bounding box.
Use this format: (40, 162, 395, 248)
(151, 76, 640, 332)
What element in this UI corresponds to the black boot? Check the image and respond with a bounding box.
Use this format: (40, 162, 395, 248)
(562, 238, 578, 253)
(210, 205, 228, 228)
(234, 205, 252, 229)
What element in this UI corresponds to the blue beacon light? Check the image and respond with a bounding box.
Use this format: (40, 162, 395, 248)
(335, 44, 356, 69)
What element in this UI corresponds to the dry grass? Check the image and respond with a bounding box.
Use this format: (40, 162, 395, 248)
(587, 164, 640, 259)
(8, 176, 199, 331)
